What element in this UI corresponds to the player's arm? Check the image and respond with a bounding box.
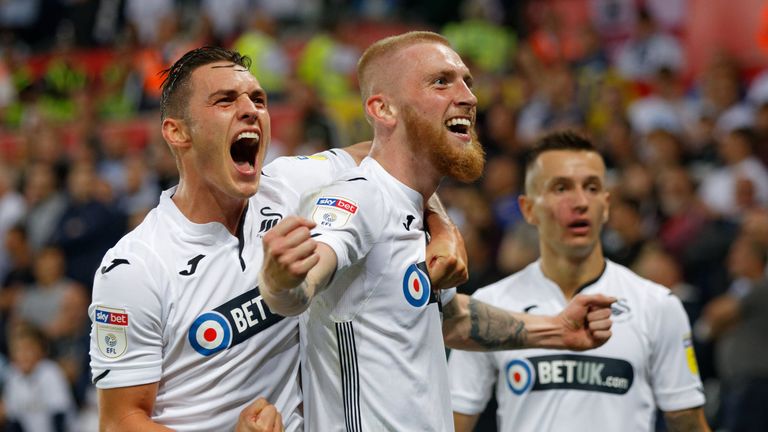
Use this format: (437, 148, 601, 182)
(424, 194, 469, 290)
(260, 216, 337, 316)
(442, 293, 615, 351)
(453, 412, 480, 432)
(663, 407, 711, 432)
(98, 383, 171, 432)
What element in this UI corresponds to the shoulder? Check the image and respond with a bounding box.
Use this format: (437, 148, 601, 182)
(606, 260, 671, 299)
(313, 162, 382, 204)
(263, 149, 356, 178)
(94, 208, 170, 286)
(605, 261, 686, 321)
(471, 262, 540, 305)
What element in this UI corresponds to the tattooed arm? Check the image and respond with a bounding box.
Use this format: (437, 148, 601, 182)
(663, 407, 710, 432)
(442, 293, 615, 351)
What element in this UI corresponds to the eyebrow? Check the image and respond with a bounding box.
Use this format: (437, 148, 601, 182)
(207, 88, 267, 100)
(548, 175, 603, 184)
(429, 69, 474, 86)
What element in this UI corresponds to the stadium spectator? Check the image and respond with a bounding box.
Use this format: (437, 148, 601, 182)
(698, 128, 768, 220)
(698, 234, 768, 431)
(3, 323, 77, 432)
(614, 8, 684, 81)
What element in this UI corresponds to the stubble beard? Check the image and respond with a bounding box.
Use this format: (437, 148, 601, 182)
(402, 105, 486, 183)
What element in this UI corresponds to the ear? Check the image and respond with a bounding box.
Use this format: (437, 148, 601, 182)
(519, 193, 538, 225)
(365, 95, 396, 127)
(162, 118, 191, 151)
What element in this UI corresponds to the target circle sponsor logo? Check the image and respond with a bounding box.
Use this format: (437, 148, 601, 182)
(188, 312, 232, 356)
(402, 263, 431, 307)
(506, 359, 534, 395)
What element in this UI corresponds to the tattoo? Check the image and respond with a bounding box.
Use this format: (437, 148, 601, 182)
(664, 408, 709, 432)
(468, 298, 528, 349)
(288, 282, 310, 306)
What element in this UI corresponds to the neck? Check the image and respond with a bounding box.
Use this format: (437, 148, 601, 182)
(369, 137, 441, 200)
(539, 243, 606, 300)
(172, 181, 246, 235)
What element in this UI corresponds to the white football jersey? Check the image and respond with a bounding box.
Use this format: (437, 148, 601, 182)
(448, 260, 705, 432)
(300, 157, 456, 432)
(89, 149, 356, 432)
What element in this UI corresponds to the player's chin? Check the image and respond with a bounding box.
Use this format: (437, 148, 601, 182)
(231, 179, 260, 199)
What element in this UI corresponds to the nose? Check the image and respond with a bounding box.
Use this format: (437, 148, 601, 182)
(456, 80, 478, 108)
(572, 187, 589, 211)
(236, 94, 258, 122)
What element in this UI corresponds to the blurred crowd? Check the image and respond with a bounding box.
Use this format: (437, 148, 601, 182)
(1, 0, 768, 430)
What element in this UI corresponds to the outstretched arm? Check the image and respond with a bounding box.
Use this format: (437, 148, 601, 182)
(663, 407, 710, 432)
(442, 293, 615, 351)
(259, 216, 337, 316)
(425, 194, 468, 290)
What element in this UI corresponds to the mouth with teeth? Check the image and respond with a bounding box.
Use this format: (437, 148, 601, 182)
(445, 117, 472, 141)
(231, 131, 260, 175)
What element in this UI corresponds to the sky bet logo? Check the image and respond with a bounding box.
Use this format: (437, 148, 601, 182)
(188, 286, 284, 356)
(506, 354, 634, 395)
(316, 197, 358, 214)
(95, 309, 128, 326)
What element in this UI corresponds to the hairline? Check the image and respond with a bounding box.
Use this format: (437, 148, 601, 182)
(524, 148, 604, 195)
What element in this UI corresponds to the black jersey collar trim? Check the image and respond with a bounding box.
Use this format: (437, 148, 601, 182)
(574, 260, 607, 295)
(236, 203, 248, 271)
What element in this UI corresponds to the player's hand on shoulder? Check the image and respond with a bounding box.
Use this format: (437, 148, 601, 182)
(559, 294, 616, 351)
(261, 216, 319, 292)
(235, 397, 284, 432)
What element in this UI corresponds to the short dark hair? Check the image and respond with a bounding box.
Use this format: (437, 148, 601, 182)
(160, 46, 252, 121)
(523, 131, 601, 193)
(524, 131, 598, 172)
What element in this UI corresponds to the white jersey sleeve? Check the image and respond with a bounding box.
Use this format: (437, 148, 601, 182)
(263, 149, 357, 198)
(447, 348, 496, 415)
(647, 292, 705, 411)
(89, 244, 166, 388)
(299, 173, 386, 272)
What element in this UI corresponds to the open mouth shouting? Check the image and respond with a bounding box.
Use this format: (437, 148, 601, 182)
(445, 117, 472, 141)
(231, 131, 260, 175)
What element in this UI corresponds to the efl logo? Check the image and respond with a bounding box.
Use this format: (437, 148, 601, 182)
(95, 309, 129, 326)
(316, 197, 358, 214)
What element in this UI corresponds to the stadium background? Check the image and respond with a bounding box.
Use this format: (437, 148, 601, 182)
(1, 0, 767, 430)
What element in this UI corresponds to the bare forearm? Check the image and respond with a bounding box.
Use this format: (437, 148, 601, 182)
(100, 413, 174, 432)
(664, 408, 710, 432)
(443, 295, 566, 351)
(98, 385, 170, 432)
(260, 243, 338, 316)
(260, 279, 313, 316)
